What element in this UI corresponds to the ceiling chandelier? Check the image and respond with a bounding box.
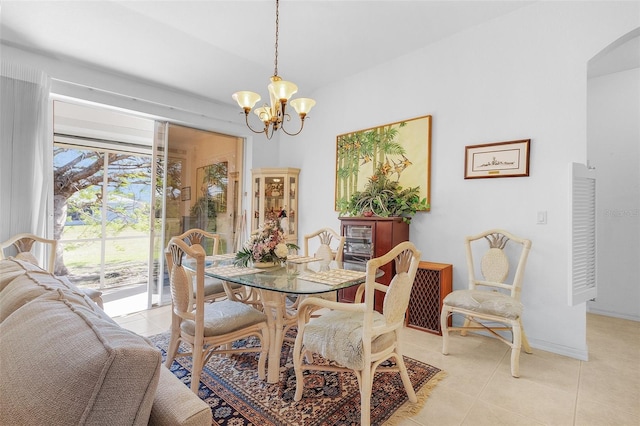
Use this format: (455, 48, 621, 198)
(232, 0, 315, 140)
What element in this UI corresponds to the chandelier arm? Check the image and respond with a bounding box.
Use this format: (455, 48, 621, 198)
(242, 112, 272, 137)
(280, 119, 306, 137)
(278, 100, 304, 136)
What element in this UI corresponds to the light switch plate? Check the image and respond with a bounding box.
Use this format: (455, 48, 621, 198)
(537, 211, 547, 224)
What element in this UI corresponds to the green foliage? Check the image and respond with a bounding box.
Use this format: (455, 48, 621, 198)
(190, 196, 218, 219)
(233, 247, 254, 268)
(189, 196, 218, 232)
(335, 121, 408, 210)
(339, 165, 429, 224)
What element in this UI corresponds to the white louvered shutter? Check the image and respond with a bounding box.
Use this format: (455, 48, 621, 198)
(569, 162, 597, 305)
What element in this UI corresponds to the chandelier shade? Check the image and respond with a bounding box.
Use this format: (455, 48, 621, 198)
(254, 106, 272, 122)
(232, 0, 315, 139)
(290, 98, 316, 117)
(232, 91, 261, 111)
(268, 79, 297, 102)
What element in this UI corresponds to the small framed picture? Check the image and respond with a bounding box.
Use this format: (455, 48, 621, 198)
(181, 186, 191, 201)
(464, 139, 530, 179)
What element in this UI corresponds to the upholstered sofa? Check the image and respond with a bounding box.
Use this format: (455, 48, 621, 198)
(0, 258, 211, 426)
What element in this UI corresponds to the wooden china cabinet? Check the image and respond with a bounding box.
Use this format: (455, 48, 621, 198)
(339, 217, 409, 313)
(251, 168, 300, 243)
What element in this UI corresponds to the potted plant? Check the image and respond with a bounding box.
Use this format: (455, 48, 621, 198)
(339, 165, 429, 224)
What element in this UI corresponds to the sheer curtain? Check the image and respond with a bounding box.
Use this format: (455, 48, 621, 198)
(0, 62, 52, 244)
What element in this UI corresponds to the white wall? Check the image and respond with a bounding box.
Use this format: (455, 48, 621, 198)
(281, 1, 639, 360)
(3, 1, 638, 360)
(588, 67, 640, 321)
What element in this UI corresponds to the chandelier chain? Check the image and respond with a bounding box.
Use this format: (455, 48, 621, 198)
(232, 0, 315, 139)
(274, 0, 279, 77)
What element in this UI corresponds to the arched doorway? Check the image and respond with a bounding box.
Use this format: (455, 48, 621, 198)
(587, 28, 640, 321)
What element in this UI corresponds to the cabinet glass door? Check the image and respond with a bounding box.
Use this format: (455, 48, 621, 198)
(253, 176, 261, 231)
(286, 175, 297, 238)
(343, 223, 373, 263)
(264, 176, 284, 222)
(251, 168, 300, 243)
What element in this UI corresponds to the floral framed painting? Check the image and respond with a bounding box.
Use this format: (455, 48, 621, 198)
(335, 115, 432, 212)
(464, 139, 530, 179)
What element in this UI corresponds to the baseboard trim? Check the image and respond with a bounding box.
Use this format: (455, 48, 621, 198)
(528, 338, 588, 361)
(448, 318, 590, 361)
(587, 307, 640, 322)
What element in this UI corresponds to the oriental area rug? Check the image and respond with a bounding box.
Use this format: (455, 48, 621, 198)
(150, 332, 445, 426)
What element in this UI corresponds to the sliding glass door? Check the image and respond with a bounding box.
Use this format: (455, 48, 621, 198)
(154, 124, 244, 304)
(53, 143, 154, 316)
(53, 101, 243, 316)
(54, 100, 157, 316)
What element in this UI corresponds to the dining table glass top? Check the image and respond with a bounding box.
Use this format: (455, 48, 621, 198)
(183, 254, 369, 295)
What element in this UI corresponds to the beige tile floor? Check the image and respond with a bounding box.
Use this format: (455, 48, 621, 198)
(116, 308, 639, 426)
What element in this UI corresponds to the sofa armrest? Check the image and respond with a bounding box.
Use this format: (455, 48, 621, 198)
(148, 367, 211, 426)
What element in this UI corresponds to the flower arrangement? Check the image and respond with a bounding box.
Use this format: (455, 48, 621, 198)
(234, 219, 298, 267)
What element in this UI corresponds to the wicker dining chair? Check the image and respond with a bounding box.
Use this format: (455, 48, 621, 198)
(441, 229, 533, 377)
(303, 227, 345, 263)
(175, 228, 258, 307)
(0, 233, 104, 308)
(164, 237, 270, 393)
(292, 241, 421, 425)
(285, 227, 347, 335)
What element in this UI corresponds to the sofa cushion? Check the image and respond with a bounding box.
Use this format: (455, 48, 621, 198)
(0, 258, 108, 323)
(14, 251, 40, 266)
(0, 257, 44, 292)
(0, 290, 162, 425)
(148, 367, 211, 426)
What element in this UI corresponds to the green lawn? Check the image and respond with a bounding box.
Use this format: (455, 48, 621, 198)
(61, 225, 158, 289)
(62, 226, 152, 266)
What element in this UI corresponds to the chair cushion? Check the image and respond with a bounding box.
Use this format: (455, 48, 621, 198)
(180, 299, 267, 336)
(443, 289, 523, 319)
(301, 310, 395, 370)
(199, 277, 242, 298)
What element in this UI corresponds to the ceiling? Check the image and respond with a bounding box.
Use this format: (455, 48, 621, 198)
(2, 1, 637, 110)
(588, 32, 640, 78)
(2, 0, 537, 107)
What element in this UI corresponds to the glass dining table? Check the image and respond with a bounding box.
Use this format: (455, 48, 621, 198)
(184, 254, 370, 383)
